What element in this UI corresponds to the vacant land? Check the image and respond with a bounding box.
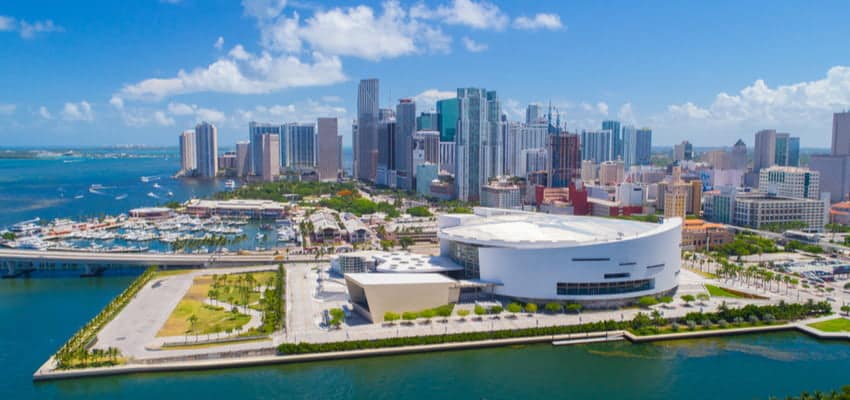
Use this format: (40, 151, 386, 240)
(808, 318, 850, 333)
(157, 274, 254, 337)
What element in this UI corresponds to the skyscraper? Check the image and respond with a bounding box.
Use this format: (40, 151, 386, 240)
(754, 129, 777, 172)
(416, 112, 438, 131)
(731, 139, 748, 169)
(235, 141, 250, 177)
(283, 123, 316, 169)
(673, 140, 693, 161)
(261, 133, 280, 182)
(581, 129, 612, 163)
(376, 119, 396, 186)
(635, 128, 652, 166)
(249, 122, 281, 176)
(622, 125, 636, 168)
(194, 121, 218, 178)
(436, 98, 458, 142)
(483, 90, 503, 184)
(395, 98, 416, 190)
(602, 120, 622, 160)
(455, 88, 490, 202)
(356, 78, 379, 182)
(179, 130, 196, 173)
(831, 111, 850, 156)
(548, 132, 580, 188)
(317, 117, 339, 181)
(526, 103, 541, 124)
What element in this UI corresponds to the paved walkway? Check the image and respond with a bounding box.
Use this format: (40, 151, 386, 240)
(94, 266, 280, 360)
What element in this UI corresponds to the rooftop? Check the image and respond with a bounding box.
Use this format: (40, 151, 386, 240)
(373, 252, 462, 273)
(438, 208, 680, 248)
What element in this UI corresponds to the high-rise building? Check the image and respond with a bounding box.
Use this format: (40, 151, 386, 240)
(602, 120, 622, 160)
(456, 88, 502, 202)
(317, 118, 339, 181)
(581, 130, 613, 163)
(261, 133, 280, 182)
(179, 130, 196, 173)
(731, 139, 748, 169)
(526, 103, 542, 124)
(439, 141, 455, 174)
(788, 137, 800, 167)
(635, 128, 652, 166)
(548, 132, 580, 188)
(832, 111, 850, 156)
(376, 119, 396, 186)
(395, 98, 416, 190)
(481, 179, 522, 209)
(519, 148, 548, 178)
(622, 125, 636, 168)
(356, 78, 379, 182)
(581, 160, 597, 182)
(673, 140, 693, 161)
(437, 98, 458, 142)
(416, 112, 439, 131)
(758, 166, 819, 200)
(249, 122, 281, 176)
(754, 129, 800, 171)
(283, 123, 316, 169)
(235, 141, 250, 177)
(504, 122, 548, 176)
(194, 121, 218, 178)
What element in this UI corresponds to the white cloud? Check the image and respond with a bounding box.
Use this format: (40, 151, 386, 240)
(153, 111, 175, 126)
(596, 101, 609, 116)
(0, 16, 63, 38)
(262, 1, 451, 60)
(61, 101, 93, 121)
(0, 16, 14, 31)
(513, 13, 563, 30)
(0, 104, 15, 115)
(214, 36, 224, 50)
(413, 89, 455, 112)
(461, 36, 487, 52)
(109, 96, 124, 109)
(617, 103, 636, 125)
(412, 0, 508, 31)
(117, 50, 345, 100)
(166, 102, 226, 123)
(38, 106, 52, 119)
(167, 102, 195, 116)
(655, 66, 850, 146)
(234, 99, 347, 125)
(18, 19, 63, 39)
(242, 0, 287, 20)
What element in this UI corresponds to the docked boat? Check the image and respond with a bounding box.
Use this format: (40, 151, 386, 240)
(225, 179, 237, 189)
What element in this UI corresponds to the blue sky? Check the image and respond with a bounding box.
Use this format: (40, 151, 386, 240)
(1, 0, 850, 148)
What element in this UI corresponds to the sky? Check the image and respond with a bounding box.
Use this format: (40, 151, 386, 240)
(1, 0, 850, 149)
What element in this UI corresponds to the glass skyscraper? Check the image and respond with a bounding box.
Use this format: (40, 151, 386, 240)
(437, 98, 458, 142)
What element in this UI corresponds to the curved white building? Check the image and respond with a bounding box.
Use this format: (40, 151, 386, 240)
(438, 208, 682, 306)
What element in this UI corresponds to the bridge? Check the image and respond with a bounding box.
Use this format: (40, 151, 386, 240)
(0, 248, 284, 277)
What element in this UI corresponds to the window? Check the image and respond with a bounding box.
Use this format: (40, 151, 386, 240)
(572, 257, 610, 262)
(646, 263, 665, 269)
(556, 279, 654, 296)
(604, 273, 630, 279)
(619, 262, 637, 266)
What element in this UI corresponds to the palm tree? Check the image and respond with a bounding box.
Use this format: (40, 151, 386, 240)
(187, 314, 199, 341)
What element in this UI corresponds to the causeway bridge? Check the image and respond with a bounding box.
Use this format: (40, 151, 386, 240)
(0, 249, 283, 277)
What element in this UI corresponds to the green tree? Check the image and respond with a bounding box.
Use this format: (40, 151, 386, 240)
(507, 303, 522, 315)
(402, 311, 419, 322)
(329, 308, 345, 328)
(489, 305, 503, 315)
(457, 309, 470, 319)
(544, 302, 562, 313)
(681, 294, 696, 305)
(524, 303, 538, 313)
(399, 236, 414, 250)
(696, 293, 710, 304)
(565, 303, 583, 314)
(474, 305, 486, 317)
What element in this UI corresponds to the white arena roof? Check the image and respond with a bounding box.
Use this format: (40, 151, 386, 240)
(438, 208, 681, 248)
(373, 252, 463, 273)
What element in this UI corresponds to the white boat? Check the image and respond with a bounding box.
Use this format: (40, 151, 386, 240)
(225, 179, 236, 189)
(147, 192, 160, 199)
(167, 191, 174, 197)
(115, 194, 128, 200)
(140, 176, 160, 183)
(153, 183, 162, 189)
(74, 194, 84, 199)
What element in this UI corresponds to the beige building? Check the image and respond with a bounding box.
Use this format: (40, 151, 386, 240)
(345, 273, 460, 323)
(262, 133, 280, 182)
(598, 160, 624, 185)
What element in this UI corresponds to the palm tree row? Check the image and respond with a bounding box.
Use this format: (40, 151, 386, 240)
(55, 266, 159, 369)
(683, 252, 800, 295)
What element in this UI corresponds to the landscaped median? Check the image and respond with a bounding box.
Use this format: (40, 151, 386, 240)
(278, 301, 833, 355)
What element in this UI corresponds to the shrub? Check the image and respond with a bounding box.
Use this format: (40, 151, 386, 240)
(384, 312, 400, 323)
(490, 305, 503, 315)
(402, 311, 419, 321)
(507, 303, 522, 314)
(544, 303, 562, 313)
(524, 303, 538, 313)
(686, 320, 697, 331)
(659, 296, 674, 305)
(748, 314, 760, 324)
(637, 296, 658, 308)
(420, 309, 436, 320)
(681, 294, 696, 304)
(474, 305, 486, 316)
(565, 303, 583, 314)
(701, 318, 713, 328)
(670, 322, 679, 332)
(763, 313, 775, 323)
(457, 309, 470, 318)
(718, 319, 728, 328)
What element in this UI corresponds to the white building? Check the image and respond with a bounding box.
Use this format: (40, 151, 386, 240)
(179, 129, 196, 173)
(438, 208, 682, 305)
(481, 180, 522, 209)
(758, 166, 820, 199)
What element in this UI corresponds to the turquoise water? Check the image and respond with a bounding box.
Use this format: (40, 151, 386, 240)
(2, 276, 850, 399)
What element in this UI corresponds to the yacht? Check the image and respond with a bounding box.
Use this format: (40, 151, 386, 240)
(225, 179, 237, 189)
(115, 194, 128, 200)
(147, 192, 160, 199)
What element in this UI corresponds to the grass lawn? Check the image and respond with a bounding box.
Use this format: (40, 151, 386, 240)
(152, 269, 193, 278)
(684, 267, 718, 279)
(208, 271, 275, 307)
(808, 318, 850, 333)
(157, 299, 250, 337)
(705, 284, 767, 299)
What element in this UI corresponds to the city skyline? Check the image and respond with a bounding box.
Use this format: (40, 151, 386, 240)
(2, 0, 850, 148)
